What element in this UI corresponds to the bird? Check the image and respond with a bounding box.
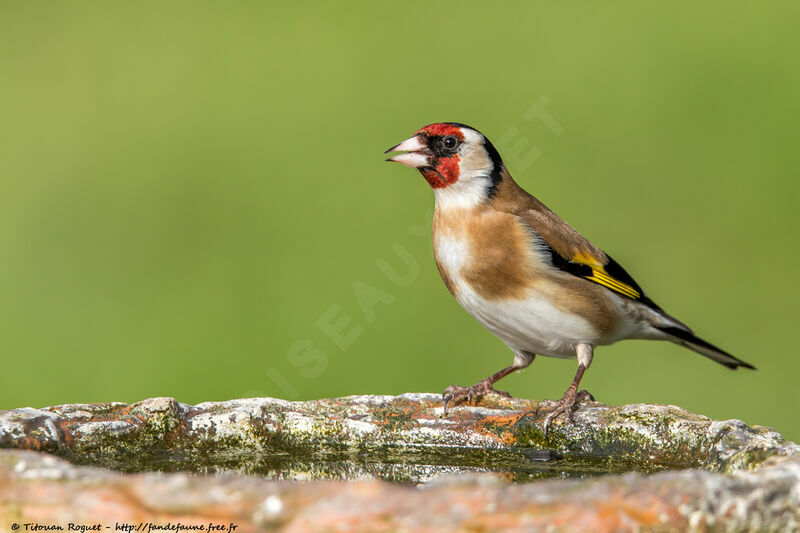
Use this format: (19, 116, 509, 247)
(385, 122, 754, 431)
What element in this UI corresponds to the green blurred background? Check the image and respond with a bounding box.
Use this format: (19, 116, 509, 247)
(1, 3, 798, 441)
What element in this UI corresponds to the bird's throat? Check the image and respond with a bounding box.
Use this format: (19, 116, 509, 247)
(421, 156, 460, 188)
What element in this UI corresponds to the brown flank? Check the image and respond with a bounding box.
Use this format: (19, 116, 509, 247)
(432, 171, 621, 338)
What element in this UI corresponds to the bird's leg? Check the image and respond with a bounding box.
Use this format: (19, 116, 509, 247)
(442, 351, 534, 416)
(543, 344, 595, 436)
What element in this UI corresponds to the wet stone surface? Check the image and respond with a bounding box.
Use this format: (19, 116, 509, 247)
(0, 393, 795, 482)
(1, 394, 799, 531)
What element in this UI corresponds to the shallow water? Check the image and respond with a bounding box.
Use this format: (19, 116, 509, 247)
(70, 443, 674, 484)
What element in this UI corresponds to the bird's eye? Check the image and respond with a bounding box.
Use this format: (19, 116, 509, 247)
(443, 136, 458, 150)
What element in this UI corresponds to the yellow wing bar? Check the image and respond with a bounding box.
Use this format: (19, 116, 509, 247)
(586, 268, 641, 299)
(568, 252, 644, 301)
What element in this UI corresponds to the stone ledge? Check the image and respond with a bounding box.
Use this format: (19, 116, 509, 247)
(1, 394, 799, 531)
(0, 394, 795, 481)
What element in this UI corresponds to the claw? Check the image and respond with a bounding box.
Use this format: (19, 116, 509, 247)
(440, 380, 514, 417)
(542, 389, 595, 438)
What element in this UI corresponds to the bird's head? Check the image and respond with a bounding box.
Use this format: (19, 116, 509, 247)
(385, 123, 504, 195)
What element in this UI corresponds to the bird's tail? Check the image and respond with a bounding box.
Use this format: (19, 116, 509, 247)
(655, 326, 756, 370)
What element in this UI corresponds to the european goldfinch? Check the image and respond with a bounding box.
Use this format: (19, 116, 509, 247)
(385, 122, 754, 429)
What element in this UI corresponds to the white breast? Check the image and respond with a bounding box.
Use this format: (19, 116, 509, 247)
(434, 233, 602, 358)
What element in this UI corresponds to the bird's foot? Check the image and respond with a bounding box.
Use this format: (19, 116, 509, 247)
(441, 379, 512, 417)
(542, 389, 594, 437)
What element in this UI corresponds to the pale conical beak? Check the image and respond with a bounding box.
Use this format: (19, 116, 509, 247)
(384, 135, 431, 169)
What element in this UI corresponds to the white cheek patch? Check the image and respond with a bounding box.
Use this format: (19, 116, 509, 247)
(459, 151, 493, 179)
(458, 132, 493, 176)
